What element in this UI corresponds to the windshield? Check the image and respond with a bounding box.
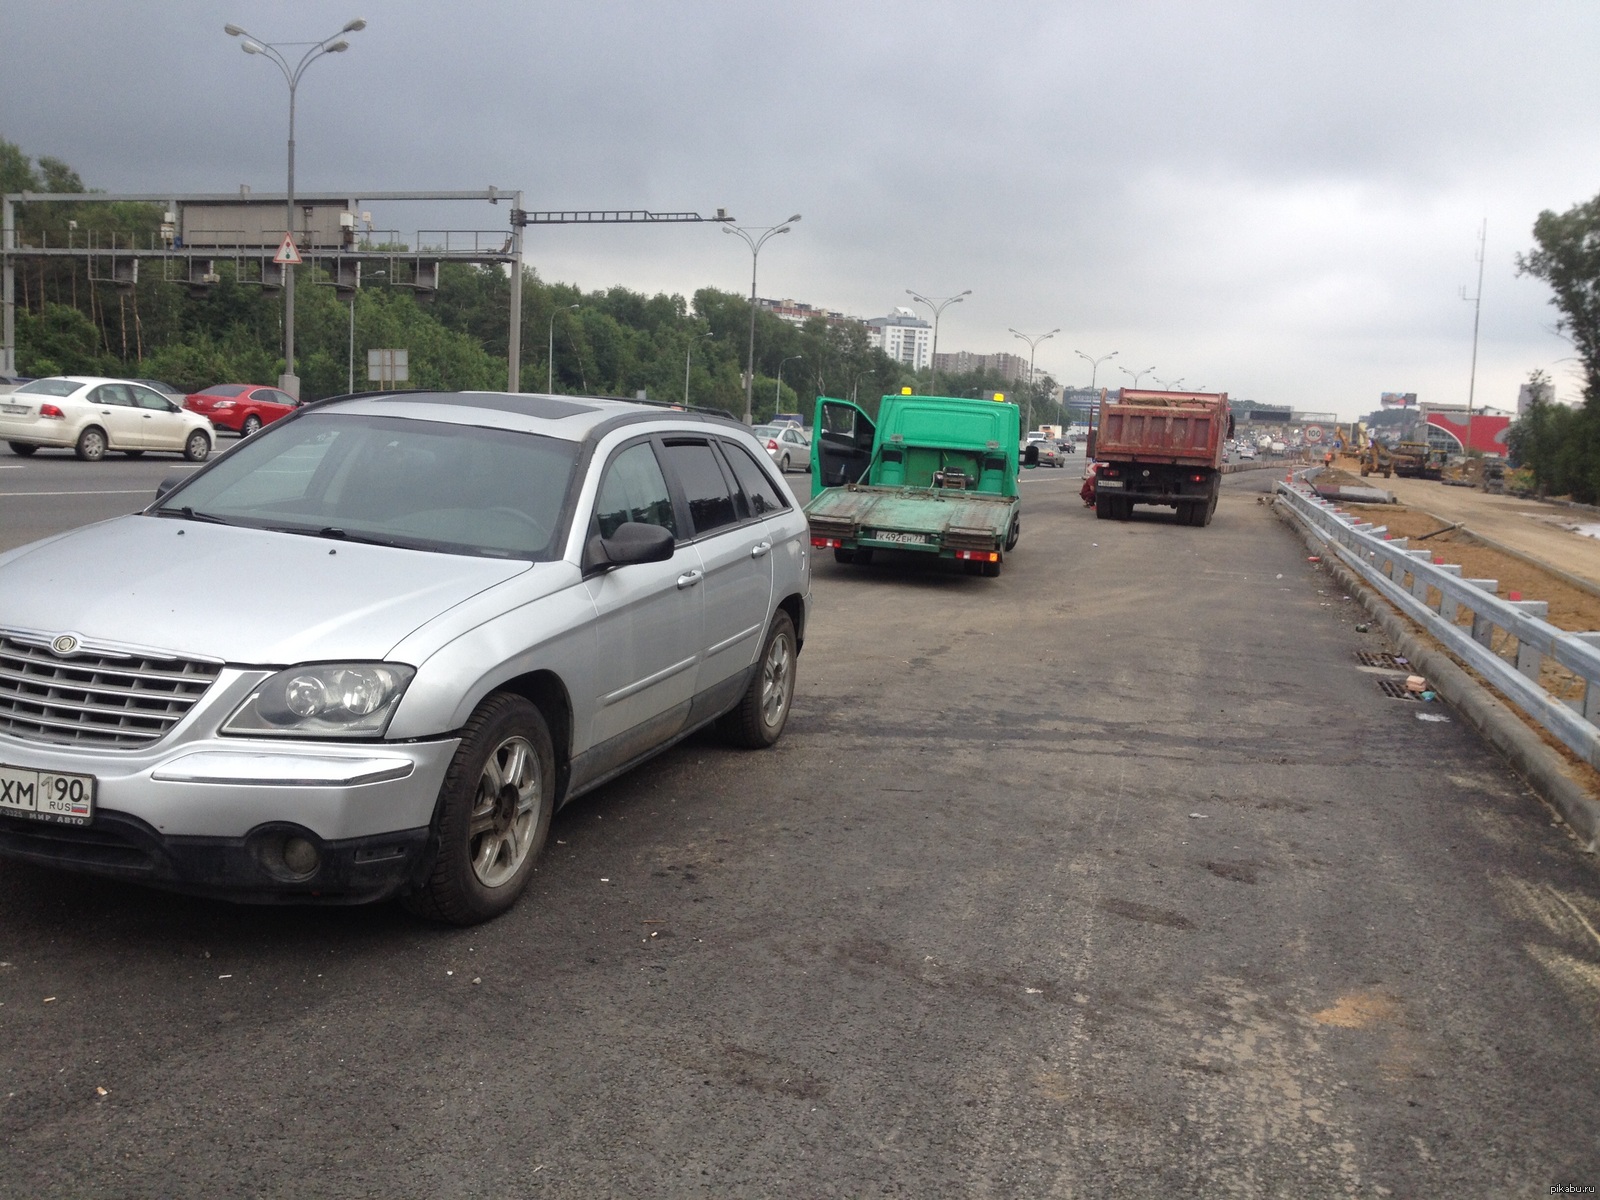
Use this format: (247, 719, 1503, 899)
(152, 412, 581, 560)
(16, 378, 81, 397)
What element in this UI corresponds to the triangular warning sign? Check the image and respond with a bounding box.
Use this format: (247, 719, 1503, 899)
(273, 234, 302, 266)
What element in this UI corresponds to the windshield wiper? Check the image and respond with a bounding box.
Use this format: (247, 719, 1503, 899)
(270, 524, 412, 549)
(154, 506, 234, 526)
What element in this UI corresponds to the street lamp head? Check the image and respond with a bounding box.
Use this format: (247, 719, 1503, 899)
(324, 39, 350, 52)
(959, 290, 972, 298)
(240, 39, 264, 54)
(342, 17, 368, 32)
(224, 23, 247, 36)
(786, 214, 802, 223)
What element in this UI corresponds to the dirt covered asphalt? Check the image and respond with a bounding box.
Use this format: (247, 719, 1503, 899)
(1, 468, 1597, 1197)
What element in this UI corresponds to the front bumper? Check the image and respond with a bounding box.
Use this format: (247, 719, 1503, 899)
(0, 734, 460, 902)
(0, 808, 431, 904)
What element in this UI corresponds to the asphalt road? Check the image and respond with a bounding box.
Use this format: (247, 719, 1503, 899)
(2, 460, 1598, 1197)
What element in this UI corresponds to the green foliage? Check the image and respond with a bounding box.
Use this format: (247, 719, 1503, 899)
(1514, 193, 1600, 503)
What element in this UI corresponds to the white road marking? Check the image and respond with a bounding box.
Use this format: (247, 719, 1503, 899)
(0, 489, 156, 497)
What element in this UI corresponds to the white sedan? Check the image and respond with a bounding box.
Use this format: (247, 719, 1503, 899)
(753, 423, 811, 472)
(1, 376, 215, 462)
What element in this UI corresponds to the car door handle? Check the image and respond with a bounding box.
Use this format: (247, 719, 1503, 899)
(676, 569, 703, 589)
(750, 540, 772, 559)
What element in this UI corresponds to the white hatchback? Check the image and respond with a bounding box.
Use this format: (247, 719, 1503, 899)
(1, 376, 215, 462)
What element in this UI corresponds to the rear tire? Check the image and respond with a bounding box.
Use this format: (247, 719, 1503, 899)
(75, 426, 107, 462)
(405, 694, 555, 925)
(241, 414, 262, 437)
(833, 547, 855, 565)
(1004, 515, 1020, 551)
(851, 547, 874, 565)
(720, 611, 798, 749)
(8, 442, 37, 457)
(1095, 495, 1112, 520)
(981, 558, 1002, 577)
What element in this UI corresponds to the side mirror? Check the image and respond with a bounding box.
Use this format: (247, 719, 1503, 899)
(155, 474, 185, 501)
(584, 521, 674, 572)
(1022, 444, 1039, 469)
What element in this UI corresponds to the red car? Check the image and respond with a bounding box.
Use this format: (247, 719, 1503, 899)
(183, 384, 299, 436)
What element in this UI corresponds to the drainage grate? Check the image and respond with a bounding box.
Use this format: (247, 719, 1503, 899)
(1375, 677, 1419, 701)
(1356, 651, 1409, 670)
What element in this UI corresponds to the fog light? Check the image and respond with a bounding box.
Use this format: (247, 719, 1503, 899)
(283, 836, 321, 876)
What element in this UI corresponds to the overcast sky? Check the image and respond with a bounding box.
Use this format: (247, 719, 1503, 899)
(5, 0, 1599, 418)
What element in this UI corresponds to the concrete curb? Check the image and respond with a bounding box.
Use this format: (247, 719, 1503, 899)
(1272, 499, 1600, 853)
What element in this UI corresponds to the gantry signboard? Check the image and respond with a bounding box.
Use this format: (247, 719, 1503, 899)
(178, 198, 358, 251)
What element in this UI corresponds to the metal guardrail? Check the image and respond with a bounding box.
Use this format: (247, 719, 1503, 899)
(1275, 480, 1600, 770)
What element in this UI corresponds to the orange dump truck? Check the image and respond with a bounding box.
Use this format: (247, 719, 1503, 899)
(1090, 389, 1233, 526)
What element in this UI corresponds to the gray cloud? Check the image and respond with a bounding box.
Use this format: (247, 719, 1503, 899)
(4, 0, 1598, 415)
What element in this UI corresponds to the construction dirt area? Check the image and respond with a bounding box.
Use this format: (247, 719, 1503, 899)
(1311, 465, 1600, 636)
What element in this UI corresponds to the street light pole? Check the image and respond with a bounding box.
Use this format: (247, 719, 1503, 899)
(725, 215, 800, 424)
(1009, 327, 1059, 433)
(225, 17, 366, 399)
(907, 289, 970, 393)
(684, 330, 712, 406)
(775, 355, 804, 416)
(1074, 348, 1118, 392)
(548, 304, 578, 393)
(1119, 365, 1157, 388)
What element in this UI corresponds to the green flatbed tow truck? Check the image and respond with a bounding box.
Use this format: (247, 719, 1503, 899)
(803, 391, 1034, 577)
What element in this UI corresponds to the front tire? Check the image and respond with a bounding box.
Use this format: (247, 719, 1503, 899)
(1004, 515, 1020, 551)
(183, 430, 211, 462)
(406, 694, 555, 925)
(720, 611, 798, 749)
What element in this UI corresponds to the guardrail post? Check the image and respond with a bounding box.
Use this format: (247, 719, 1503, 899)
(1577, 634, 1600, 722)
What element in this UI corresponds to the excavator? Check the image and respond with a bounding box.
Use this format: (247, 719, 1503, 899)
(1358, 440, 1444, 480)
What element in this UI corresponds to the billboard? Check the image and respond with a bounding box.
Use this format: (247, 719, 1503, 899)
(1380, 392, 1417, 408)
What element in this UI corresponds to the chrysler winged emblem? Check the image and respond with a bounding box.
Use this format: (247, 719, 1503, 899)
(50, 633, 81, 656)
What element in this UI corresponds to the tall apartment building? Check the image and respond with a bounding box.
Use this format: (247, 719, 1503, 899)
(865, 308, 932, 370)
(932, 350, 1031, 382)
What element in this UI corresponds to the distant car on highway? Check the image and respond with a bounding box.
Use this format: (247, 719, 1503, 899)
(754, 422, 811, 472)
(1035, 442, 1065, 468)
(0, 376, 214, 461)
(184, 383, 300, 436)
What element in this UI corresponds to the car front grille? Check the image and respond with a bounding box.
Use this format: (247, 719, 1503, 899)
(0, 634, 222, 748)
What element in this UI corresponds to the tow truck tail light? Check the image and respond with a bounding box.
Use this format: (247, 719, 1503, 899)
(811, 536, 842, 549)
(39, 404, 64, 419)
(953, 549, 999, 562)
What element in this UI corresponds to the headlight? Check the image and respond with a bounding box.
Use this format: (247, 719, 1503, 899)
(222, 663, 416, 738)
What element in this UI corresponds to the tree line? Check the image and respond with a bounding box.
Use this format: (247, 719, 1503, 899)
(2, 140, 1061, 427)
(1512, 191, 1600, 503)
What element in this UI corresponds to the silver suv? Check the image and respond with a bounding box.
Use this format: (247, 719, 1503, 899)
(0, 392, 812, 924)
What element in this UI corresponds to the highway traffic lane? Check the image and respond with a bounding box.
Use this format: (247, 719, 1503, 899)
(0, 455, 206, 552)
(0, 470, 1596, 1195)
